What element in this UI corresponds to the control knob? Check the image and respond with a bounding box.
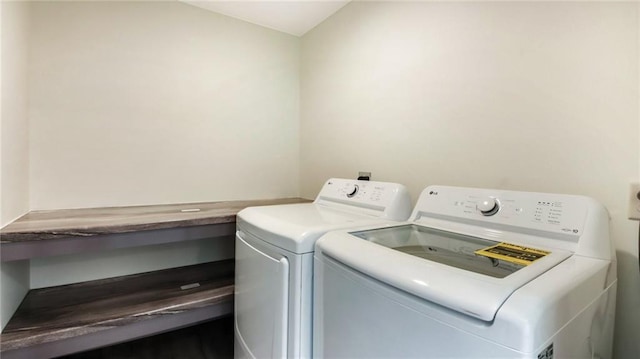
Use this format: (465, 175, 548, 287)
(477, 197, 499, 216)
(345, 184, 359, 198)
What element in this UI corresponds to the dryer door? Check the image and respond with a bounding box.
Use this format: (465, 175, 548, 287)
(235, 231, 289, 359)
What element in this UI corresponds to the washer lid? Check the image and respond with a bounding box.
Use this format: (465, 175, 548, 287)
(237, 203, 397, 254)
(316, 224, 572, 322)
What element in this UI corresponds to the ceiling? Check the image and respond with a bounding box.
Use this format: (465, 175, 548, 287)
(180, 1, 351, 37)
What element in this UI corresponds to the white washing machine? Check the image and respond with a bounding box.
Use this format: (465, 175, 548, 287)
(234, 178, 412, 359)
(313, 185, 617, 358)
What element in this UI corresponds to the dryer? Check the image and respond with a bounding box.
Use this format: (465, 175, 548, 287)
(313, 185, 617, 358)
(234, 178, 412, 359)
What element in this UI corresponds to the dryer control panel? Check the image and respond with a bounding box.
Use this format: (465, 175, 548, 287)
(314, 178, 412, 221)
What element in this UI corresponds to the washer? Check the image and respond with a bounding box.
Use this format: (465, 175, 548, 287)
(234, 178, 412, 359)
(313, 185, 617, 358)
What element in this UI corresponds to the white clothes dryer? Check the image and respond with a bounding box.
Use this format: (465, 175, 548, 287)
(234, 178, 412, 359)
(313, 185, 617, 359)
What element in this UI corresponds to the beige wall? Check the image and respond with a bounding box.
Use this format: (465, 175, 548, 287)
(0, 259, 29, 330)
(28, 1, 300, 210)
(1, 0, 30, 226)
(1, 0, 31, 330)
(30, 237, 233, 288)
(301, 2, 639, 357)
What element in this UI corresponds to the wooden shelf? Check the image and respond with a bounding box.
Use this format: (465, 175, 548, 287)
(0, 260, 234, 359)
(0, 198, 310, 261)
(1, 223, 236, 262)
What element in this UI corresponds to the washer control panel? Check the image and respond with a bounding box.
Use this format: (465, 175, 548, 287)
(415, 186, 590, 237)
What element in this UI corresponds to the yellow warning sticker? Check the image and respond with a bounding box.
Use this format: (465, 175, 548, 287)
(475, 242, 550, 266)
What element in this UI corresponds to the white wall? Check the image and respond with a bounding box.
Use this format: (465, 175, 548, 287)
(1, 0, 30, 225)
(28, 1, 300, 210)
(301, 2, 639, 358)
(1, 0, 31, 330)
(0, 260, 29, 330)
(30, 236, 234, 288)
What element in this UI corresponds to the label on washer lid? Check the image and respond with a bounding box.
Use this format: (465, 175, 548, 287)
(475, 242, 550, 266)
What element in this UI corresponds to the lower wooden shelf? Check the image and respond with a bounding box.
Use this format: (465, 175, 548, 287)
(0, 260, 234, 359)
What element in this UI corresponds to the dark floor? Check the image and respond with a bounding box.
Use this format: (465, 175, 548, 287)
(60, 316, 233, 359)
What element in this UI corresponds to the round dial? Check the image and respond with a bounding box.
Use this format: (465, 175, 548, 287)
(476, 197, 499, 216)
(345, 184, 359, 198)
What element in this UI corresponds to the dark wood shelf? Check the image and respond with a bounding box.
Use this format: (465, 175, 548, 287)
(0, 197, 310, 261)
(0, 260, 235, 359)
